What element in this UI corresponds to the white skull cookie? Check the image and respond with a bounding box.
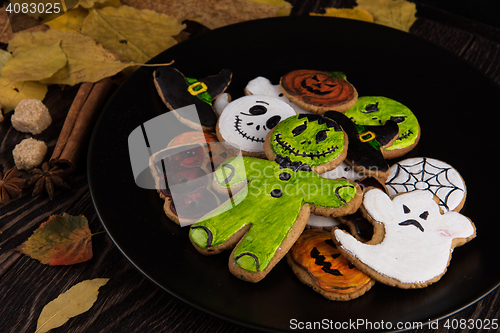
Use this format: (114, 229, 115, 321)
(333, 189, 476, 288)
(216, 95, 296, 156)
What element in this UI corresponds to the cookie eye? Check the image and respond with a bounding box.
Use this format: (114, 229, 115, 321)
(403, 205, 411, 214)
(266, 115, 281, 129)
(249, 105, 267, 116)
(315, 129, 329, 143)
(419, 211, 429, 220)
(292, 121, 307, 136)
(390, 116, 406, 123)
(361, 102, 379, 114)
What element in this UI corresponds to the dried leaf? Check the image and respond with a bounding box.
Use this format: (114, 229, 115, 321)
(0, 8, 49, 44)
(311, 7, 374, 22)
(120, 0, 291, 29)
(18, 213, 94, 265)
(1, 41, 68, 82)
(8, 30, 134, 85)
(356, 0, 417, 32)
(81, 5, 185, 63)
(77, 0, 114, 8)
(46, 7, 90, 33)
(36, 278, 109, 333)
(0, 77, 48, 113)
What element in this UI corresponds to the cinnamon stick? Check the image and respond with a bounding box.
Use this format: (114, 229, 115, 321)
(50, 77, 114, 173)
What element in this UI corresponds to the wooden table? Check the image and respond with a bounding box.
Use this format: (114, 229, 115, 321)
(1, 1, 499, 332)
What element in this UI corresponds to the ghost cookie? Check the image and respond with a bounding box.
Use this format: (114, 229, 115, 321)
(153, 67, 232, 132)
(324, 110, 399, 182)
(386, 157, 466, 212)
(279, 70, 358, 114)
(264, 113, 348, 174)
(333, 189, 476, 288)
(189, 155, 362, 283)
(216, 95, 296, 157)
(287, 229, 375, 301)
(343, 96, 420, 159)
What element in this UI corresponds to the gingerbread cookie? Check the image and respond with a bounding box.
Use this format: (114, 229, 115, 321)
(279, 70, 358, 114)
(343, 96, 420, 159)
(189, 155, 362, 282)
(216, 95, 296, 157)
(325, 110, 399, 182)
(149, 143, 223, 226)
(333, 189, 476, 288)
(287, 229, 375, 301)
(153, 67, 232, 132)
(264, 114, 348, 174)
(386, 157, 466, 212)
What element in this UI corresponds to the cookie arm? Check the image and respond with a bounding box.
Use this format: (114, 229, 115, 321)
(302, 173, 362, 217)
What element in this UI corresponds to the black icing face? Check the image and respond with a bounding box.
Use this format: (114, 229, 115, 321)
(222, 96, 295, 144)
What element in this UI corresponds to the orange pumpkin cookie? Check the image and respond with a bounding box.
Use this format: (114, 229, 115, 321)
(287, 229, 374, 301)
(279, 69, 358, 114)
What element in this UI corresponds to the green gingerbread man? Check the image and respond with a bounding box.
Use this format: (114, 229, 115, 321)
(189, 114, 362, 282)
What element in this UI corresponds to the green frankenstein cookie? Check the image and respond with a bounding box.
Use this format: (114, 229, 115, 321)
(189, 156, 360, 282)
(344, 96, 420, 159)
(265, 114, 348, 174)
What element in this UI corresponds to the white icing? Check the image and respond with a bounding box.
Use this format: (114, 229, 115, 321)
(217, 95, 295, 153)
(307, 214, 342, 228)
(214, 93, 230, 116)
(386, 157, 466, 212)
(320, 162, 365, 182)
(334, 189, 475, 284)
(244, 76, 314, 115)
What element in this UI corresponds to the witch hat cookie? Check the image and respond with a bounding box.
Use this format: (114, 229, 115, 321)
(153, 67, 232, 132)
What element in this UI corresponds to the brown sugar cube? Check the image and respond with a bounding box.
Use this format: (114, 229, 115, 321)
(11, 99, 52, 134)
(13, 138, 48, 171)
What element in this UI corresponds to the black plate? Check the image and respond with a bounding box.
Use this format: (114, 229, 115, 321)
(88, 16, 500, 332)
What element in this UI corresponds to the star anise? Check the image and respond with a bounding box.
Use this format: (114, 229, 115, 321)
(0, 167, 26, 204)
(27, 162, 71, 200)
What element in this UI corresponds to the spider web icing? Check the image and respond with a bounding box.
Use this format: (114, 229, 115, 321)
(386, 157, 465, 212)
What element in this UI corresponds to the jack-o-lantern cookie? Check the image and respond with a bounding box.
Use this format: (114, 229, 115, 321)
(279, 70, 358, 114)
(343, 96, 420, 159)
(324, 110, 399, 182)
(333, 189, 476, 288)
(153, 67, 232, 132)
(287, 229, 375, 301)
(385, 157, 466, 212)
(264, 113, 348, 174)
(216, 95, 296, 157)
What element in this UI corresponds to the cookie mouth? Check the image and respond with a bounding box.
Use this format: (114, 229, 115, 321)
(234, 115, 265, 143)
(396, 129, 413, 141)
(274, 133, 337, 158)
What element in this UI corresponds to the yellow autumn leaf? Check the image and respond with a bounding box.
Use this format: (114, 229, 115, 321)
(311, 7, 374, 22)
(1, 40, 68, 82)
(81, 5, 185, 64)
(356, 0, 417, 32)
(46, 7, 89, 33)
(0, 49, 12, 68)
(36, 278, 109, 333)
(0, 78, 48, 113)
(77, 0, 116, 8)
(248, 0, 292, 16)
(8, 30, 134, 85)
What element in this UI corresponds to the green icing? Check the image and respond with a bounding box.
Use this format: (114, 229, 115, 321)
(184, 76, 212, 105)
(344, 96, 419, 152)
(270, 114, 346, 167)
(189, 157, 357, 273)
(328, 71, 346, 79)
